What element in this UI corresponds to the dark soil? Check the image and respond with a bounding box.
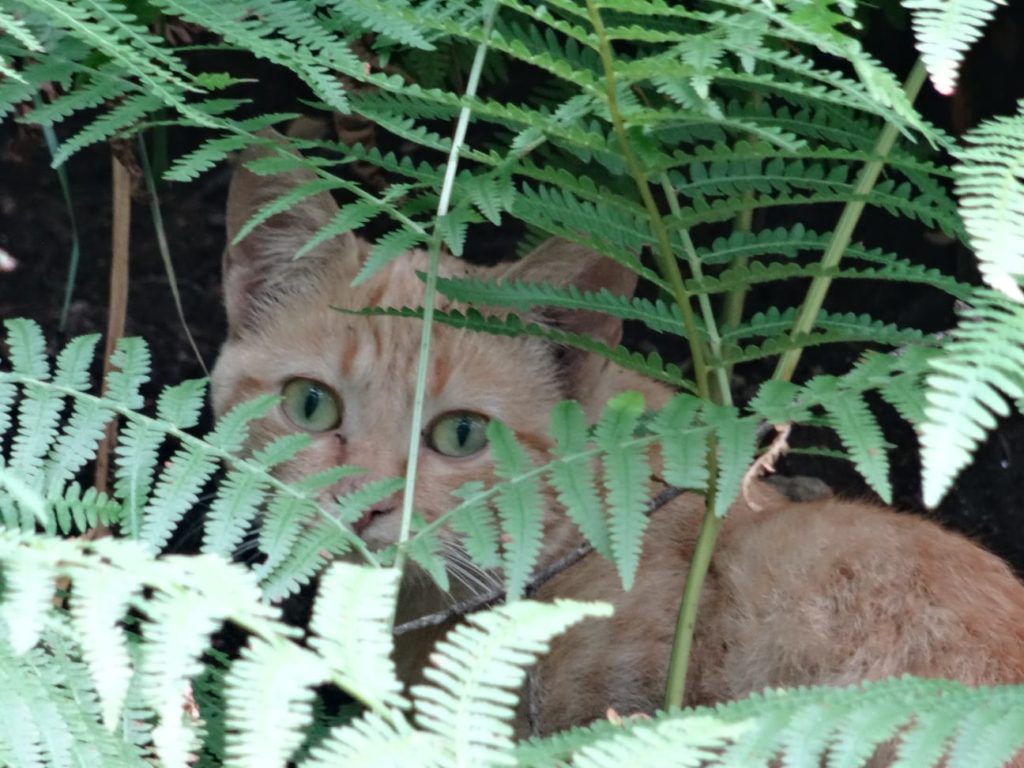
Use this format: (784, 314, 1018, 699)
(2, 9, 1024, 572)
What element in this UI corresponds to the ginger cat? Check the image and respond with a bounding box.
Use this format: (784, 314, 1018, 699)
(211, 138, 1024, 759)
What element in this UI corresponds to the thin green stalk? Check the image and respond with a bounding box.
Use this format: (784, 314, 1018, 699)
(658, 175, 732, 407)
(772, 59, 927, 383)
(723, 200, 754, 332)
(664, 449, 719, 707)
(586, 0, 711, 402)
(664, 58, 930, 711)
(137, 135, 208, 376)
(394, 0, 500, 578)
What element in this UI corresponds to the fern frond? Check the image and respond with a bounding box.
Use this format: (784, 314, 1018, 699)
(309, 563, 405, 712)
(448, 482, 503, 570)
(488, 419, 545, 601)
(595, 391, 650, 590)
(548, 400, 611, 560)
(0, 546, 57, 653)
(953, 101, 1024, 299)
(434, 275, 680, 334)
(919, 294, 1024, 506)
(808, 376, 893, 503)
(573, 714, 747, 768)
(69, 565, 138, 728)
(326, 0, 434, 50)
(301, 710, 445, 768)
(903, 0, 1003, 96)
(652, 394, 711, 491)
(412, 599, 612, 767)
(224, 638, 326, 768)
(342, 306, 694, 390)
(703, 404, 758, 517)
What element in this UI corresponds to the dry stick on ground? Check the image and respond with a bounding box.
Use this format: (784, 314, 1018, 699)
(392, 485, 687, 637)
(92, 147, 132, 503)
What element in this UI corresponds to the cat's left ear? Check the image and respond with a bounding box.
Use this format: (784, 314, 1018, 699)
(501, 237, 639, 349)
(500, 238, 639, 394)
(223, 129, 361, 333)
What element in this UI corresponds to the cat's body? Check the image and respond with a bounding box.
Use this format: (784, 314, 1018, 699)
(212, 136, 1024, 758)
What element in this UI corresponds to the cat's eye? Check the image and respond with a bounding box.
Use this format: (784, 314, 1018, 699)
(426, 411, 489, 458)
(281, 378, 342, 432)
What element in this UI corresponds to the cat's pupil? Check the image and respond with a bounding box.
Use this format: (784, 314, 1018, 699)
(304, 387, 321, 419)
(456, 416, 471, 446)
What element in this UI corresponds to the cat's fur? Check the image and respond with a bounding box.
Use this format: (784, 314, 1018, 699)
(212, 138, 1024, 757)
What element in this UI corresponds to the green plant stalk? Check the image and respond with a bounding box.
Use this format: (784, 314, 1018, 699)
(664, 448, 720, 707)
(586, 0, 711, 402)
(664, 58, 929, 710)
(772, 59, 927, 383)
(723, 90, 763, 344)
(137, 135, 208, 376)
(723, 200, 754, 332)
(394, 0, 500, 579)
(659, 175, 733, 407)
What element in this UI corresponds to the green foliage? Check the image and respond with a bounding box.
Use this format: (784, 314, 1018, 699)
(903, 0, 1004, 96)
(3, 0, 1024, 764)
(953, 100, 1024, 299)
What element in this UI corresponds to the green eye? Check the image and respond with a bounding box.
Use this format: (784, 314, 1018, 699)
(281, 378, 342, 432)
(427, 411, 489, 458)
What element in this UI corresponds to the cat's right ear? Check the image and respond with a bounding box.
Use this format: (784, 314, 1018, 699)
(223, 129, 360, 334)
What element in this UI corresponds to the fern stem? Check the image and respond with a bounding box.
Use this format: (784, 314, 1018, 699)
(2, 374, 380, 567)
(772, 59, 928, 383)
(659, 175, 733, 407)
(395, 0, 500, 578)
(723, 199, 754, 332)
(664, 452, 721, 709)
(664, 58, 930, 711)
(586, 0, 711, 402)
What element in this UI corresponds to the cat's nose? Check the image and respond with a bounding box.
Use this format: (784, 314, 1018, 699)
(351, 504, 396, 535)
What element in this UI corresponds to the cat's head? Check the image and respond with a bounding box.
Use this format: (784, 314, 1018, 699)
(210, 134, 658, 554)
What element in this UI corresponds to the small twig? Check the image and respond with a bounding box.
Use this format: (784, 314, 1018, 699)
(742, 423, 792, 512)
(93, 148, 132, 501)
(393, 486, 686, 637)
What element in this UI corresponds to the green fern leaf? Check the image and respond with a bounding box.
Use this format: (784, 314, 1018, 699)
(202, 432, 305, 559)
(301, 710, 445, 768)
(903, 0, 1002, 96)
(703, 404, 758, 517)
(224, 638, 326, 768)
(449, 482, 502, 571)
(309, 563, 404, 712)
(345, 306, 693, 391)
(255, 495, 321, 584)
(595, 391, 650, 590)
(296, 201, 380, 260)
(355, 227, 428, 285)
(69, 565, 138, 728)
(139, 444, 217, 552)
(813, 377, 892, 502)
(953, 102, 1024, 299)
(0, 548, 56, 653)
(748, 379, 813, 425)
(406, 529, 451, 592)
(652, 394, 711, 491)
(412, 599, 612, 767)
(548, 400, 611, 560)
(434, 276, 680, 335)
(327, 0, 434, 49)
(260, 521, 354, 602)
(488, 419, 544, 601)
(920, 295, 1024, 506)
(571, 714, 747, 768)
